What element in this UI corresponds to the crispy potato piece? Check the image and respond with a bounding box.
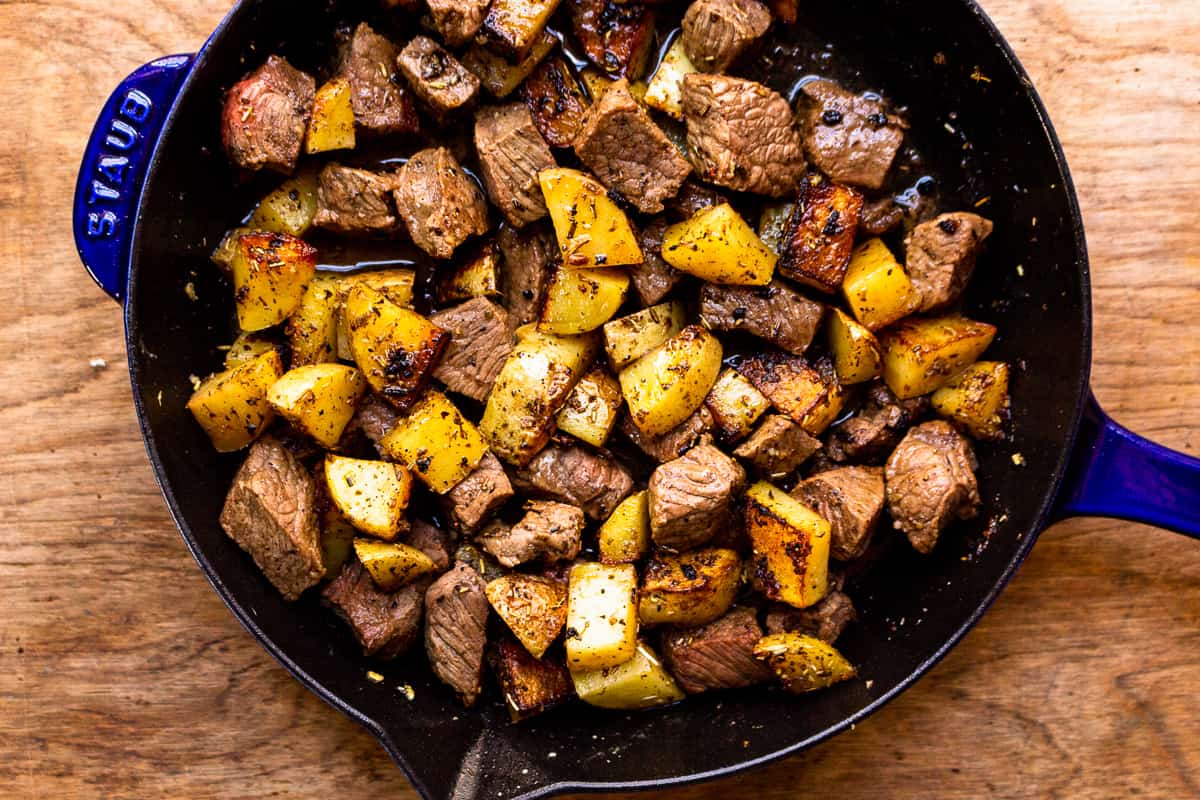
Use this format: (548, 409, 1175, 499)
(566, 562, 639, 671)
(539, 267, 630, 335)
(555, 368, 624, 447)
(305, 78, 356, 154)
(571, 641, 684, 710)
(521, 56, 591, 148)
(231, 232, 317, 332)
(603, 301, 687, 371)
(211, 226, 253, 276)
(267, 364, 368, 448)
(735, 351, 829, 425)
(842, 237, 921, 331)
(753, 633, 856, 693)
(598, 490, 650, 565)
(572, 0, 656, 80)
(187, 350, 283, 452)
(879, 315, 997, 400)
(324, 455, 414, 540)
(287, 276, 340, 367)
(704, 368, 771, 442)
(462, 31, 556, 98)
(757, 201, 795, 255)
(661, 203, 777, 286)
(638, 548, 741, 627)
(480, 0, 563, 61)
(353, 538, 437, 591)
(489, 639, 576, 721)
(486, 574, 569, 659)
(223, 331, 281, 369)
(539, 168, 644, 268)
(380, 390, 488, 494)
(580, 67, 616, 101)
(745, 481, 831, 609)
(437, 242, 502, 304)
(334, 269, 417, 360)
(780, 177, 864, 293)
(799, 365, 850, 437)
(320, 506, 357, 579)
(644, 35, 697, 118)
(344, 284, 448, 411)
(826, 307, 883, 385)
(248, 171, 320, 238)
(619, 324, 723, 436)
(931, 361, 1010, 441)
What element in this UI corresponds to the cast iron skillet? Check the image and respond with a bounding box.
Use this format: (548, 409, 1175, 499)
(73, 1, 1200, 798)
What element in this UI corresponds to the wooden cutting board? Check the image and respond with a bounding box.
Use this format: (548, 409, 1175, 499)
(1, 1, 1196, 798)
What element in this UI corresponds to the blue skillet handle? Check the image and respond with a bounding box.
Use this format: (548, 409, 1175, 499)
(1053, 393, 1200, 538)
(73, 54, 195, 303)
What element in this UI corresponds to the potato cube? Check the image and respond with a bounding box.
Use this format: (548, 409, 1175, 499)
(521, 56, 591, 148)
(344, 284, 448, 411)
(305, 78, 356, 154)
(353, 538, 437, 591)
(539, 168, 643, 268)
(565, 562, 638, 671)
(603, 301, 687, 371)
(555, 368, 623, 447)
(267, 364, 368, 448)
(324, 455, 414, 540)
(231, 232, 317, 332)
(437, 242, 502, 304)
(643, 36, 696, 119)
(480, 0, 563, 61)
(248, 171, 320, 238)
(779, 177, 864, 293)
(286, 276, 340, 367)
(462, 31, 556, 98)
(931, 361, 1010, 440)
(489, 639, 576, 721)
(879, 315, 998, 399)
(597, 491, 650, 565)
(704, 368, 771, 442)
(757, 201, 795, 255)
(661, 203, 777, 286)
(335, 270, 417, 360)
(539, 267, 630, 335)
(381, 390, 488, 494)
(842, 237, 920, 331)
(736, 351, 829, 425)
(638, 548, 741, 627)
(745, 481, 831, 609)
(580, 67, 615, 101)
(486, 574, 569, 659)
(753, 633, 856, 693)
(571, 641, 684, 710)
(223, 331, 281, 369)
(320, 506, 357, 579)
(619, 325, 723, 436)
(826, 307, 883, 385)
(187, 349, 283, 452)
(800, 376, 850, 436)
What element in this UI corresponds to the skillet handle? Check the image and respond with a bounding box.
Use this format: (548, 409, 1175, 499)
(73, 54, 195, 302)
(1052, 393, 1200, 538)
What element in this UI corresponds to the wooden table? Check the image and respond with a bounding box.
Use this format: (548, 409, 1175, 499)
(2, 1, 1197, 797)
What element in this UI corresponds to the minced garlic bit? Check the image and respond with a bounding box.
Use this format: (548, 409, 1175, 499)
(1011, 452, 1026, 467)
(89, 357, 107, 369)
(184, 281, 198, 301)
(398, 683, 415, 700)
(366, 670, 384, 684)
(970, 66, 992, 83)
(1016, 264, 1025, 277)
(188, 374, 203, 391)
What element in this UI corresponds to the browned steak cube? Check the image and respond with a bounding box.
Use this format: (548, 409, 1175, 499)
(666, 178, 730, 222)
(441, 452, 515, 534)
(322, 558, 427, 658)
(827, 382, 928, 464)
(661, 607, 774, 693)
(905, 212, 994, 311)
(338, 23, 419, 136)
(497, 222, 556, 331)
(477, 501, 585, 567)
(489, 639, 576, 721)
(649, 443, 746, 551)
(396, 36, 480, 121)
(859, 196, 905, 237)
(682, 73, 805, 197)
(312, 163, 398, 235)
(520, 56, 592, 148)
(475, 103, 557, 228)
(779, 177, 864, 293)
(408, 520, 453, 572)
(733, 413, 821, 478)
(681, 0, 771, 73)
(621, 406, 714, 464)
(572, 0, 657, 80)
(629, 219, 682, 306)
(221, 55, 315, 174)
(342, 393, 400, 456)
(425, 562, 489, 706)
(699, 280, 824, 356)
(395, 147, 490, 259)
(800, 78, 905, 191)
(220, 437, 324, 600)
(764, 591, 856, 642)
(885, 421, 981, 554)
(427, 0, 491, 47)
(573, 79, 692, 214)
(792, 466, 885, 561)
(430, 298, 514, 402)
(513, 444, 635, 519)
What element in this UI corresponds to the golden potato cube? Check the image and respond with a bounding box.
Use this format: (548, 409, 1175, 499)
(827, 307, 883, 385)
(644, 36, 697, 119)
(931, 361, 1010, 441)
(437, 242, 502, 304)
(555, 368, 623, 447)
(486, 574, 569, 659)
(566, 562, 639, 671)
(580, 66, 615, 101)
(704, 368, 771, 442)
(353, 538, 437, 592)
(603, 301, 687, 371)
(324, 455, 414, 540)
(745, 481, 831, 609)
(539, 168, 644, 268)
(799, 359, 850, 436)
(344, 284, 448, 411)
(842, 237, 920, 331)
(779, 177, 863, 294)
(736, 351, 829, 426)
(480, 0, 563, 61)
(286, 276, 340, 367)
(661, 203, 777, 286)
(571, 641, 684, 710)
(305, 78, 356, 154)
(753, 633, 856, 693)
(462, 31, 556, 98)
(620, 324, 723, 436)
(521, 56, 591, 148)
(597, 491, 650, 565)
(880, 315, 998, 400)
(638, 548, 742, 627)
(381, 390, 488, 494)
(320, 506, 357, 579)
(223, 331, 281, 369)
(335, 270, 416, 360)
(539, 267, 630, 335)
(187, 349, 283, 452)
(231, 232, 317, 332)
(248, 170, 320, 238)
(757, 201, 796, 255)
(267, 364, 368, 448)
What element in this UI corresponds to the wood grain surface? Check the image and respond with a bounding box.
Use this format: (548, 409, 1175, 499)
(1, 1, 1197, 798)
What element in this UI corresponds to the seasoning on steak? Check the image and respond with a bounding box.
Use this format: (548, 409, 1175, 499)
(621, 406, 714, 463)
(409, 520, 453, 571)
(441, 452, 515, 534)
(699, 280, 824, 356)
(859, 196, 906, 236)
(827, 382, 929, 464)
(219, 437, 323, 600)
(661, 607, 774, 693)
(312, 163, 399, 235)
(733, 413, 821, 478)
(629, 219, 682, 306)
(800, 78, 905, 191)
(425, 562, 489, 706)
(792, 466, 885, 561)
(343, 393, 400, 455)
(885, 421, 981, 554)
(497, 222, 556, 332)
(475, 103, 556, 227)
(337, 23, 419, 136)
(430, 298, 514, 402)
(397, 36, 481, 121)
(905, 211, 994, 311)
(573, 79, 692, 214)
(681, 0, 771, 74)
(666, 178, 730, 222)
(681, 73, 806, 197)
(395, 147, 490, 259)
(477, 501, 586, 567)
(649, 443, 746, 551)
(426, 0, 491, 47)
(764, 590, 856, 642)
(513, 444, 635, 520)
(221, 55, 315, 174)
(321, 558, 426, 657)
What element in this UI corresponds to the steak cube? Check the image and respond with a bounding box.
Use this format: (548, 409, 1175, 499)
(800, 78, 905, 191)
(397, 36, 480, 121)
(395, 147, 490, 259)
(430, 298, 514, 402)
(477, 501, 586, 567)
(681, 0, 771, 74)
(791, 466, 885, 561)
(885, 421, 981, 553)
(425, 562, 490, 706)
(629, 219, 683, 306)
(313, 164, 399, 235)
(427, 0, 491, 47)
(497, 222, 556, 330)
(513, 444, 635, 520)
(648, 443, 746, 551)
(904, 212, 994, 311)
(322, 558, 428, 658)
(699, 280, 824, 356)
(764, 590, 856, 642)
(338, 23, 419, 136)
(441, 452, 515, 534)
(221, 55, 315, 174)
(661, 606, 774, 693)
(475, 103, 557, 228)
(733, 414, 821, 478)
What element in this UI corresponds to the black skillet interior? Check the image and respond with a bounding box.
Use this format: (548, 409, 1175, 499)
(126, 1, 1090, 797)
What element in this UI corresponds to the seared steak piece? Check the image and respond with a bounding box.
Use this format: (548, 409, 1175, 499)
(221, 55, 315, 174)
(430, 298, 514, 402)
(649, 443, 746, 551)
(313, 164, 398, 234)
(497, 222, 556, 331)
(322, 558, 427, 658)
(827, 382, 929, 464)
(905, 212, 994, 311)
(513, 445, 635, 520)
(395, 147, 490, 259)
(441, 453, 515, 534)
(661, 607, 774, 693)
(621, 406, 714, 463)
(573, 79, 692, 214)
(220, 437, 323, 600)
(765, 591, 856, 642)
(338, 23, 419, 136)
(477, 501, 585, 567)
(425, 562, 489, 706)
(859, 196, 905, 237)
(681, 0, 771, 73)
(427, 0, 491, 47)
(885, 421, 981, 554)
(667, 178, 729, 222)
(733, 414, 821, 478)
(397, 36, 480, 120)
(475, 104, 556, 228)
(628, 219, 682, 306)
(699, 280, 824, 355)
(792, 466, 885, 561)
(344, 393, 400, 455)
(408, 520, 453, 572)
(800, 79, 905, 191)
(682, 73, 805, 197)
